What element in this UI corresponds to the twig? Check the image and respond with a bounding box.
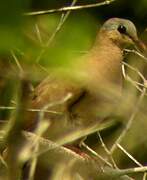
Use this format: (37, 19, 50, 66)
(110, 83, 146, 154)
(143, 173, 147, 180)
(24, 0, 116, 16)
(81, 142, 112, 167)
(35, 24, 43, 44)
(27, 143, 38, 180)
(36, 0, 77, 63)
(22, 132, 147, 178)
(116, 144, 147, 180)
(0, 154, 8, 168)
(0, 106, 62, 115)
(10, 50, 24, 74)
(20, 132, 147, 179)
(14, 48, 25, 56)
(36, 92, 73, 133)
(101, 166, 147, 176)
(97, 132, 118, 169)
(22, 132, 93, 179)
(18, 93, 73, 163)
(5, 79, 32, 180)
(124, 49, 147, 62)
(123, 73, 146, 93)
(122, 61, 146, 82)
(116, 143, 143, 167)
(23, 131, 85, 161)
(118, 166, 147, 175)
(122, 61, 147, 93)
(20, 93, 73, 179)
(21, 118, 116, 163)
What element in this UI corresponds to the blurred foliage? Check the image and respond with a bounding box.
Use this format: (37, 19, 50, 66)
(39, 13, 97, 67)
(0, 0, 30, 51)
(0, 0, 147, 180)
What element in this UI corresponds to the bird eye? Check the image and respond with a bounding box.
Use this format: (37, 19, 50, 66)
(117, 25, 127, 34)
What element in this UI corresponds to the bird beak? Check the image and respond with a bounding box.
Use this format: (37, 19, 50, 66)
(133, 38, 146, 53)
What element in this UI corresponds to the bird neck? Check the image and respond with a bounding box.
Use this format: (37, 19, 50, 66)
(92, 31, 123, 62)
(81, 32, 124, 89)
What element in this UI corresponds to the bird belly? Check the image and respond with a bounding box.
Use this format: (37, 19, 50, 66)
(69, 91, 119, 128)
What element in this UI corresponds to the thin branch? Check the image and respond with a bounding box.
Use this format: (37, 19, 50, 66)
(97, 132, 118, 169)
(123, 62, 147, 95)
(122, 61, 146, 82)
(27, 143, 39, 180)
(24, 0, 116, 16)
(0, 106, 62, 115)
(143, 173, 147, 180)
(124, 74, 146, 93)
(122, 62, 147, 94)
(21, 132, 147, 178)
(36, 0, 77, 63)
(116, 144, 147, 180)
(118, 166, 147, 175)
(20, 93, 72, 180)
(81, 142, 113, 168)
(14, 48, 25, 56)
(116, 143, 143, 167)
(0, 154, 8, 168)
(35, 24, 43, 44)
(124, 49, 147, 62)
(10, 50, 24, 74)
(23, 131, 88, 163)
(110, 84, 146, 154)
(21, 119, 116, 164)
(18, 93, 73, 163)
(19, 93, 73, 180)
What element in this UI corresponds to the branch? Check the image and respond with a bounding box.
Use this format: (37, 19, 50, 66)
(116, 143, 143, 167)
(0, 106, 62, 115)
(122, 61, 146, 83)
(97, 132, 118, 169)
(81, 142, 113, 167)
(10, 50, 24, 74)
(24, 0, 116, 16)
(110, 82, 146, 154)
(23, 132, 147, 178)
(124, 49, 147, 62)
(116, 143, 147, 178)
(36, 0, 77, 63)
(122, 62, 147, 94)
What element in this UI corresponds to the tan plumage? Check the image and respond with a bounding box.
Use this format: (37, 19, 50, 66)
(26, 18, 145, 144)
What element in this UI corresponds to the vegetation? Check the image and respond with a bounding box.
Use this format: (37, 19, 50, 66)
(0, 0, 147, 179)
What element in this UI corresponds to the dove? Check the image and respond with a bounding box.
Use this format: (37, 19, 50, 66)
(26, 18, 146, 145)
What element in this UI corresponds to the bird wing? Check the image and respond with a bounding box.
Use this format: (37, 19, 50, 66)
(31, 75, 85, 110)
(25, 75, 85, 134)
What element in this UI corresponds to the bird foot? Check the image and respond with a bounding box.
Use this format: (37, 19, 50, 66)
(64, 144, 90, 158)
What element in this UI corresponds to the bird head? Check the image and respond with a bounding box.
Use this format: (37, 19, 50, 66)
(100, 18, 146, 52)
